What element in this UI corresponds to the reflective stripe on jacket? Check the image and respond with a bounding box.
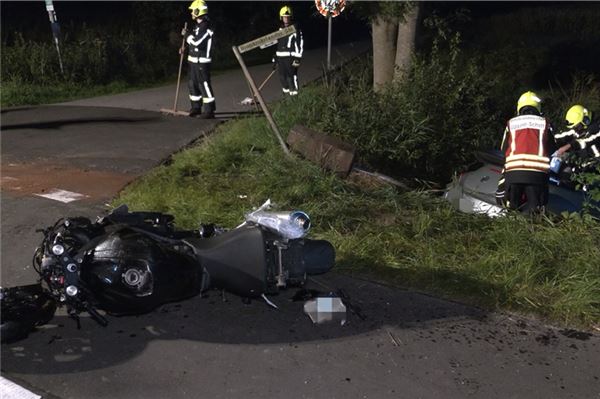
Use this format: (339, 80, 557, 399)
(276, 25, 303, 59)
(187, 20, 213, 63)
(572, 120, 600, 160)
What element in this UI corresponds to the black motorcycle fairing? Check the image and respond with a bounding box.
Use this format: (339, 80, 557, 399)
(2, 205, 337, 342)
(185, 226, 269, 298)
(1, 284, 57, 343)
(282, 239, 336, 278)
(82, 227, 205, 315)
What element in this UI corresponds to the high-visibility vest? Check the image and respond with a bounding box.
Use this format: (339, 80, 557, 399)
(502, 115, 551, 173)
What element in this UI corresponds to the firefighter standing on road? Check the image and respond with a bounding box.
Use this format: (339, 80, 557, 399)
(274, 6, 304, 96)
(498, 91, 556, 212)
(184, 0, 215, 118)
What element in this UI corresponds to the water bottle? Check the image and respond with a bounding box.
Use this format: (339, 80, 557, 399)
(550, 156, 562, 174)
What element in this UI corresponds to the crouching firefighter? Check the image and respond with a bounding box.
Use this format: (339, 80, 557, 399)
(554, 105, 600, 174)
(497, 91, 556, 213)
(185, 0, 215, 118)
(274, 5, 303, 96)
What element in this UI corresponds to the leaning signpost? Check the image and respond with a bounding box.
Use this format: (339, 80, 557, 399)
(233, 26, 296, 158)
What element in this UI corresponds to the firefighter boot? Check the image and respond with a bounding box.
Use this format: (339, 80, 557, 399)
(189, 101, 202, 117)
(199, 101, 215, 119)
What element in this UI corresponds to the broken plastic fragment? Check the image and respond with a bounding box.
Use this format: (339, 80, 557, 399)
(261, 293, 278, 309)
(303, 296, 347, 325)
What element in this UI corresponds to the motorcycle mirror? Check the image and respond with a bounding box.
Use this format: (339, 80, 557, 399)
(303, 296, 347, 325)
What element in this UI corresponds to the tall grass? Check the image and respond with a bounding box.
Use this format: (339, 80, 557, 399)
(115, 110, 600, 328)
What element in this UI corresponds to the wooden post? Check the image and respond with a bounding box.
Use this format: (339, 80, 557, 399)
(232, 45, 291, 158)
(173, 22, 188, 112)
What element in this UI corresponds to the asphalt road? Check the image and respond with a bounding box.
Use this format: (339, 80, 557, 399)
(1, 41, 599, 399)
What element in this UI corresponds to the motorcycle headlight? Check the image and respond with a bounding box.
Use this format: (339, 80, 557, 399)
(65, 285, 78, 297)
(52, 244, 65, 256)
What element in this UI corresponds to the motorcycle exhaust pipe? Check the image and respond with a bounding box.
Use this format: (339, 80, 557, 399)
(244, 210, 311, 239)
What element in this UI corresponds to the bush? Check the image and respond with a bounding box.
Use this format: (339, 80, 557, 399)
(288, 31, 501, 184)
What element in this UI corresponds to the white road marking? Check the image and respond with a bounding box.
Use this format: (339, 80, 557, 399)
(35, 188, 87, 203)
(0, 375, 41, 399)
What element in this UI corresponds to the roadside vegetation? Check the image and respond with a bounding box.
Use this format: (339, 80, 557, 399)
(115, 100, 600, 328)
(3, 3, 598, 327)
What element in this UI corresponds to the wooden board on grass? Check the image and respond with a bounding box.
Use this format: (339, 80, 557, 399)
(287, 124, 355, 176)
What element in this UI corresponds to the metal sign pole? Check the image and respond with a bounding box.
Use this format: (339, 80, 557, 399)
(232, 46, 291, 158)
(233, 27, 297, 158)
(44, 0, 64, 75)
(327, 14, 332, 70)
(316, 0, 345, 70)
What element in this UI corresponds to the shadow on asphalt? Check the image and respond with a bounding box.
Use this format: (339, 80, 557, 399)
(1, 107, 36, 114)
(1, 274, 487, 375)
(1, 117, 159, 131)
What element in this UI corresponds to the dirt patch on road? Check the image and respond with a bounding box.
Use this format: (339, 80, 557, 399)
(1, 162, 137, 202)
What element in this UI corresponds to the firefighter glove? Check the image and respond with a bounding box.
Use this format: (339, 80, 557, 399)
(292, 59, 301, 68)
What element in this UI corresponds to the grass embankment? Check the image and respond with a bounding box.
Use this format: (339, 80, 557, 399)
(115, 89, 600, 329)
(1, 79, 168, 107)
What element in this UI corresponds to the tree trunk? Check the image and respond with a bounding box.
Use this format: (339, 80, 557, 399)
(393, 3, 420, 81)
(372, 15, 398, 92)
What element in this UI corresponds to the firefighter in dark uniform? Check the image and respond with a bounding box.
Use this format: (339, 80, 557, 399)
(185, 0, 215, 118)
(274, 6, 303, 96)
(497, 91, 556, 212)
(554, 105, 600, 172)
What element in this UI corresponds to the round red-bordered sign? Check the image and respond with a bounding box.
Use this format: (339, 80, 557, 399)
(315, 0, 346, 18)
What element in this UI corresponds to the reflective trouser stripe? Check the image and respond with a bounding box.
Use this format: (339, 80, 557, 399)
(203, 82, 213, 101)
(190, 95, 202, 101)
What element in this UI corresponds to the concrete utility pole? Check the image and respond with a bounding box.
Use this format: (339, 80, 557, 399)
(44, 0, 64, 75)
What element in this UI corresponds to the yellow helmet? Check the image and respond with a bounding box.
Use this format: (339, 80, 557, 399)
(516, 91, 542, 114)
(189, 0, 208, 18)
(565, 105, 591, 129)
(279, 5, 293, 19)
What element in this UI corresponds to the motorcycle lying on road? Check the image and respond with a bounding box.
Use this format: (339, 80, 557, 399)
(1, 201, 335, 343)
